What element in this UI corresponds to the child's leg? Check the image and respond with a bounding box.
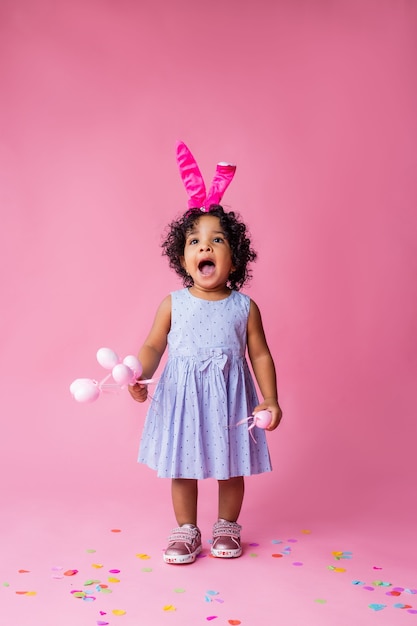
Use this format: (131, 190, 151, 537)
(164, 478, 201, 564)
(171, 478, 198, 526)
(212, 477, 244, 558)
(217, 476, 244, 521)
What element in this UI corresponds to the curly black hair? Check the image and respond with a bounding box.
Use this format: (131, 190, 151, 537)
(161, 205, 257, 291)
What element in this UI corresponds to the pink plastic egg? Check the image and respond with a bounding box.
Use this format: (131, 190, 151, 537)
(70, 379, 100, 403)
(112, 363, 135, 385)
(122, 355, 143, 379)
(96, 347, 119, 370)
(254, 410, 272, 429)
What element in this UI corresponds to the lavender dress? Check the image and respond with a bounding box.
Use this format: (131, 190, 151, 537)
(138, 288, 272, 480)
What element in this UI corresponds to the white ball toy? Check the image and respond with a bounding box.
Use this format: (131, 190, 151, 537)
(122, 355, 143, 379)
(96, 347, 120, 370)
(112, 363, 135, 386)
(70, 378, 100, 403)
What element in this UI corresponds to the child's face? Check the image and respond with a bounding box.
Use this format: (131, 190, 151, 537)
(181, 215, 235, 296)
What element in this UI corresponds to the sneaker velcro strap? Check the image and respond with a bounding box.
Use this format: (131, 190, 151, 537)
(213, 521, 241, 538)
(168, 527, 198, 543)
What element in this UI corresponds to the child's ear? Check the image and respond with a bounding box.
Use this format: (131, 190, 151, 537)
(180, 256, 187, 271)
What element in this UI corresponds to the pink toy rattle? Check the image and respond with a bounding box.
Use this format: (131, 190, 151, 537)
(70, 347, 156, 403)
(236, 410, 272, 443)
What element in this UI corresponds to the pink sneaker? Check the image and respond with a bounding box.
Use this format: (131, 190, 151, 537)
(211, 519, 242, 558)
(163, 524, 202, 564)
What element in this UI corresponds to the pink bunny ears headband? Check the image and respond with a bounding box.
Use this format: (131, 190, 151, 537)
(176, 141, 236, 211)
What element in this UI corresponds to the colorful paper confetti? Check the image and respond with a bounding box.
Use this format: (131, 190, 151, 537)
(332, 551, 353, 560)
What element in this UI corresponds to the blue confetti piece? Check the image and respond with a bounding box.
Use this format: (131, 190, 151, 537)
(393, 603, 407, 609)
(369, 604, 387, 611)
(272, 540, 283, 544)
(206, 590, 219, 596)
(352, 580, 365, 586)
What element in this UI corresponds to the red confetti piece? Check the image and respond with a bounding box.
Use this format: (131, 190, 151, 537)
(64, 570, 78, 576)
(228, 621, 241, 625)
(18, 570, 30, 573)
(111, 529, 122, 533)
(272, 553, 283, 558)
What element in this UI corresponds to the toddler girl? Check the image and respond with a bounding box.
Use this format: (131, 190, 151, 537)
(129, 143, 282, 564)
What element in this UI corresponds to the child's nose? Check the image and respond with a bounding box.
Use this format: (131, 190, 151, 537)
(200, 242, 212, 251)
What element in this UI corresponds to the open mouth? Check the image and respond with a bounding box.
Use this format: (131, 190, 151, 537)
(198, 260, 216, 276)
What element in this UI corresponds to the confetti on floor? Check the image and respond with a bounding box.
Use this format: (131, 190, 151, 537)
(3, 514, 417, 626)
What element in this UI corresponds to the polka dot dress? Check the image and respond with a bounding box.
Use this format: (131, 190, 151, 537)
(138, 289, 272, 479)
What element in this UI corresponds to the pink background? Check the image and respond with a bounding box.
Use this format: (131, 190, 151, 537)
(1, 1, 416, 624)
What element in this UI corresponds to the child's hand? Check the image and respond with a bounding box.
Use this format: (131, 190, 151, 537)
(253, 398, 282, 431)
(128, 382, 149, 403)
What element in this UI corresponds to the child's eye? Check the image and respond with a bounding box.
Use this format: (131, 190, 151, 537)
(188, 238, 198, 245)
(213, 237, 224, 243)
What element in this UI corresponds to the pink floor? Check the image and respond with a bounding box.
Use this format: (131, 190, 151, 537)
(2, 494, 416, 626)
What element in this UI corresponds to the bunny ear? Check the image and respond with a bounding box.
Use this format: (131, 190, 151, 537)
(176, 141, 207, 209)
(205, 161, 236, 209)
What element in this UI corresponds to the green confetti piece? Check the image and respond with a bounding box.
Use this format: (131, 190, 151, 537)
(84, 579, 100, 586)
(141, 567, 153, 573)
(174, 588, 186, 593)
(315, 599, 327, 604)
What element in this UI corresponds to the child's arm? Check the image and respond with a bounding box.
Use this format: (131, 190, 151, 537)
(128, 295, 171, 403)
(247, 299, 283, 430)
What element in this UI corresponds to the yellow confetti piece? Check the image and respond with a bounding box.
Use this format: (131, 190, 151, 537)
(108, 577, 120, 583)
(92, 564, 104, 569)
(112, 609, 126, 616)
(163, 605, 176, 612)
(301, 529, 312, 534)
(135, 553, 151, 560)
(16, 591, 36, 596)
(328, 565, 346, 573)
(332, 551, 343, 558)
